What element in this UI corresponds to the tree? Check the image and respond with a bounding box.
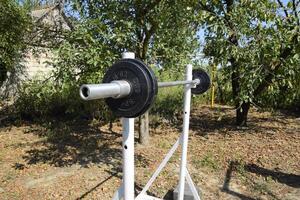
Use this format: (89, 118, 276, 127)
(198, 0, 300, 126)
(54, 0, 200, 143)
(20, 0, 59, 9)
(0, 0, 30, 88)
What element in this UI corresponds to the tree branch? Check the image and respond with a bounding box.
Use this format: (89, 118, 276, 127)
(142, 0, 161, 15)
(253, 33, 298, 97)
(142, 22, 157, 59)
(292, 0, 300, 26)
(277, 0, 292, 23)
(134, 0, 161, 59)
(198, 2, 217, 16)
(135, 0, 162, 20)
(198, 1, 236, 39)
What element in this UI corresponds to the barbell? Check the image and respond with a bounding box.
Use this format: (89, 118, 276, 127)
(80, 58, 210, 118)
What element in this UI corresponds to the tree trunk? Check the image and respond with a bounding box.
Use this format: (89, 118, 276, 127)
(230, 58, 246, 126)
(139, 110, 149, 144)
(236, 101, 250, 126)
(109, 120, 113, 131)
(134, 1, 159, 144)
(224, 0, 252, 126)
(0, 63, 7, 88)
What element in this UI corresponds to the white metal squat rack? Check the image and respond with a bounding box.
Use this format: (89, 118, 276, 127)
(112, 52, 201, 200)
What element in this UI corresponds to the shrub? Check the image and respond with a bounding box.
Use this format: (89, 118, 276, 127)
(15, 79, 113, 122)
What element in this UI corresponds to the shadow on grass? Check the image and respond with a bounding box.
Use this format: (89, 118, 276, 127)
(0, 108, 23, 130)
(77, 171, 120, 199)
(222, 161, 256, 200)
(222, 161, 298, 200)
(77, 174, 162, 199)
(18, 119, 150, 177)
(245, 163, 300, 188)
(21, 119, 123, 174)
(189, 105, 237, 135)
(188, 105, 298, 136)
(163, 190, 174, 200)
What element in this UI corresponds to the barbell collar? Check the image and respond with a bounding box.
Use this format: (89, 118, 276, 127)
(79, 80, 131, 100)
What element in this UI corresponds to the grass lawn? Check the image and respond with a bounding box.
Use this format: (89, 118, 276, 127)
(0, 105, 299, 200)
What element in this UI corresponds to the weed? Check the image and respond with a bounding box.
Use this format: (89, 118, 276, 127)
(193, 153, 219, 171)
(235, 161, 246, 176)
(3, 171, 16, 181)
(157, 140, 170, 149)
(253, 182, 269, 194)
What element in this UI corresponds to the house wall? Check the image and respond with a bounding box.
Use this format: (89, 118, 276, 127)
(24, 5, 71, 80)
(0, 5, 70, 99)
(24, 6, 69, 80)
(23, 49, 54, 80)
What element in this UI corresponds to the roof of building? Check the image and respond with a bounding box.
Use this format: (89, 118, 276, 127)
(30, 3, 73, 30)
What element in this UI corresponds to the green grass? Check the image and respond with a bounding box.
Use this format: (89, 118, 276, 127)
(193, 153, 219, 171)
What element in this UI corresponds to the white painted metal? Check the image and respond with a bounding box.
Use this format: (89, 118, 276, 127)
(136, 138, 180, 199)
(136, 194, 163, 200)
(178, 64, 193, 200)
(121, 52, 136, 200)
(122, 52, 135, 59)
(136, 64, 201, 200)
(185, 169, 201, 200)
(79, 80, 131, 100)
(112, 183, 124, 200)
(122, 117, 135, 200)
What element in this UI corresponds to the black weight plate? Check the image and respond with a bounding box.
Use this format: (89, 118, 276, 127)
(103, 59, 157, 118)
(129, 59, 158, 116)
(191, 69, 211, 95)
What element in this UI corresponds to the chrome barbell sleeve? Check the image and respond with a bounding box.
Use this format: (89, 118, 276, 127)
(79, 80, 131, 100)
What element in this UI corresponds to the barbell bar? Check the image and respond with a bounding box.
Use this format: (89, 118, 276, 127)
(157, 79, 200, 88)
(79, 58, 210, 118)
(80, 79, 200, 100)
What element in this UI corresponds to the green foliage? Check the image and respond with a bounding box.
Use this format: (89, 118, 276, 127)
(198, 0, 300, 116)
(53, 0, 200, 84)
(52, 20, 120, 85)
(20, 0, 57, 10)
(259, 75, 300, 109)
(215, 68, 233, 105)
(34, 0, 203, 121)
(15, 79, 113, 122)
(0, 0, 31, 87)
(152, 88, 183, 121)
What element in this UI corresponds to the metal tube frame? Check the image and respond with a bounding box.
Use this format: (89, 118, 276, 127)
(112, 52, 135, 200)
(178, 64, 195, 200)
(135, 64, 200, 200)
(81, 52, 201, 200)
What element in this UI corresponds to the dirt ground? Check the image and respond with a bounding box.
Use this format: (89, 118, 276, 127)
(0, 105, 299, 200)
